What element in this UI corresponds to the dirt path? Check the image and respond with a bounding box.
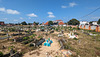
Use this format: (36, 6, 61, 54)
(23, 38, 60, 57)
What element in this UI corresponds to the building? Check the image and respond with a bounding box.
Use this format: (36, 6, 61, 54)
(92, 21, 98, 25)
(0, 21, 5, 25)
(80, 21, 89, 25)
(44, 20, 65, 26)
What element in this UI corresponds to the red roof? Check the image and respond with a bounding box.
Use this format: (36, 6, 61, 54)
(58, 22, 64, 25)
(44, 22, 48, 25)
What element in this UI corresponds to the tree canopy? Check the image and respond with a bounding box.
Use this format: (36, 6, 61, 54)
(68, 19, 80, 25)
(33, 22, 39, 25)
(97, 19, 100, 24)
(21, 21, 27, 25)
(89, 21, 93, 25)
(48, 21, 53, 26)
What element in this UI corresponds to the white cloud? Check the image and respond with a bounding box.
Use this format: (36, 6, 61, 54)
(6, 9, 20, 14)
(0, 7, 20, 14)
(48, 14, 55, 18)
(61, 6, 67, 8)
(13, 20, 18, 21)
(0, 8, 5, 12)
(69, 2, 77, 7)
(27, 13, 37, 17)
(48, 12, 53, 15)
(61, 2, 77, 8)
(47, 12, 55, 18)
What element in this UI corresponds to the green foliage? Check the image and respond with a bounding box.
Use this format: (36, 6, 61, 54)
(68, 19, 80, 25)
(28, 23, 32, 25)
(48, 21, 53, 26)
(21, 21, 27, 25)
(56, 28, 58, 31)
(29, 44, 34, 47)
(0, 52, 3, 57)
(23, 41, 29, 44)
(8, 46, 14, 50)
(29, 35, 33, 38)
(89, 21, 92, 25)
(97, 19, 100, 24)
(74, 32, 79, 35)
(8, 28, 16, 32)
(33, 22, 39, 25)
(73, 38, 78, 40)
(38, 36, 43, 39)
(32, 34, 37, 37)
(23, 37, 29, 40)
(95, 47, 100, 51)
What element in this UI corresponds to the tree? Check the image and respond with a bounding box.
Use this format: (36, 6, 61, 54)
(48, 21, 53, 26)
(89, 21, 93, 25)
(97, 19, 100, 24)
(33, 22, 39, 25)
(68, 19, 80, 25)
(21, 21, 27, 25)
(28, 23, 32, 25)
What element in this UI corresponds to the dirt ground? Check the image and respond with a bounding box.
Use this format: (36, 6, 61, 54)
(23, 38, 60, 57)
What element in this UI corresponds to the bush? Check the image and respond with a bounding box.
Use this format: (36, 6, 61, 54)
(56, 28, 58, 31)
(38, 36, 43, 39)
(32, 34, 37, 37)
(29, 44, 34, 47)
(0, 52, 3, 57)
(73, 38, 78, 40)
(8, 46, 15, 50)
(74, 32, 79, 35)
(23, 41, 29, 44)
(23, 37, 29, 40)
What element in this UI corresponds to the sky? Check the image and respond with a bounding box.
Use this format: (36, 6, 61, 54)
(0, 0, 100, 23)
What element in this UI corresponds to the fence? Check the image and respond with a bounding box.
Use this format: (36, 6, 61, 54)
(79, 25, 100, 32)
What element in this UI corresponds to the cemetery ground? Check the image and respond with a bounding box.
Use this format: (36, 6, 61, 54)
(0, 26, 100, 57)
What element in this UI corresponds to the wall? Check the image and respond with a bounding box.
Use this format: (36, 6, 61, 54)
(79, 25, 100, 32)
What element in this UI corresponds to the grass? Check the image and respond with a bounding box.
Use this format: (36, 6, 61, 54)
(8, 46, 15, 50)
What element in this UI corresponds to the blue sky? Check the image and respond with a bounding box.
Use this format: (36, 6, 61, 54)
(0, 0, 100, 23)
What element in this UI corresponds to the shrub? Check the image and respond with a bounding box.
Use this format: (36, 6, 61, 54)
(29, 44, 34, 47)
(73, 38, 78, 40)
(0, 52, 3, 57)
(56, 28, 58, 31)
(38, 36, 43, 39)
(8, 46, 14, 50)
(23, 41, 29, 44)
(74, 32, 79, 35)
(23, 37, 29, 40)
(32, 34, 37, 37)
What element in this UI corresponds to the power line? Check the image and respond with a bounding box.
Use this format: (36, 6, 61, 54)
(79, 7, 100, 19)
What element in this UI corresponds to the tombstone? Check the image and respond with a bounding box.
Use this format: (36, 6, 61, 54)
(10, 48, 15, 56)
(14, 39, 16, 42)
(78, 40, 81, 44)
(61, 30, 64, 34)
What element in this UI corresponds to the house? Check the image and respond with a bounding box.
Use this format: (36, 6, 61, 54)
(80, 21, 89, 25)
(43, 20, 65, 26)
(92, 21, 98, 25)
(44, 22, 48, 25)
(0, 21, 5, 25)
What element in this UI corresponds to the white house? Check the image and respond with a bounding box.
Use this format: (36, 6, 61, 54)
(80, 21, 89, 25)
(92, 21, 98, 25)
